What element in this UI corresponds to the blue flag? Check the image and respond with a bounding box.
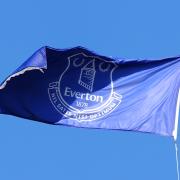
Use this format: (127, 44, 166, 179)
(0, 46, 179, 139)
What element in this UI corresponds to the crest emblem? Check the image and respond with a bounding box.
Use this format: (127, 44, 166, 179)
(48, 53, 122, 122)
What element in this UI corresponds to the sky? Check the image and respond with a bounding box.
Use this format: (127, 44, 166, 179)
(0, 0, 180, 179)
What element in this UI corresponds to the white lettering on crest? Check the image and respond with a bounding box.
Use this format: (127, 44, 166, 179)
(64, 87, 103, 103)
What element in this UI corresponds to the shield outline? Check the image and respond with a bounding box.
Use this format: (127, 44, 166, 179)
(58, 52, 117, 113)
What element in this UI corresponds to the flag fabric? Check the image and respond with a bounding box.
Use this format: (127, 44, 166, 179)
(0, 46, 179, 139)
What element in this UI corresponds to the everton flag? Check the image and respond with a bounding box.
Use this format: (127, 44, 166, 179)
(0, 46, 179, 139)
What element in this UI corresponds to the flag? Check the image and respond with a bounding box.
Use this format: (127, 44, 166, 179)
(0, 46, 179, 139)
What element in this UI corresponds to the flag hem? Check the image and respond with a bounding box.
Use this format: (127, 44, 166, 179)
(0, 67, 45, 90)
(173, 88, 180, 141)
(0, 47, 47, 90)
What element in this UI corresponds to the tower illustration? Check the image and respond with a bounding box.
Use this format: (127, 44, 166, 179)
(78, 59, 96, 92)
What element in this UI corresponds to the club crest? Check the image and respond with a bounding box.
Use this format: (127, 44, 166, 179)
(48, 53, 122, 122)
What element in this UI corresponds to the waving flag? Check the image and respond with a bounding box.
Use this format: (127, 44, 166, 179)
(0, 46, 179, 139)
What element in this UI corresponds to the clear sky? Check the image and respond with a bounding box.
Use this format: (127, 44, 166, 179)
(0, 0, 180, 179)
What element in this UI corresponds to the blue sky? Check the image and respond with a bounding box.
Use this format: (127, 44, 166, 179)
(0, 0, 180, 179)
